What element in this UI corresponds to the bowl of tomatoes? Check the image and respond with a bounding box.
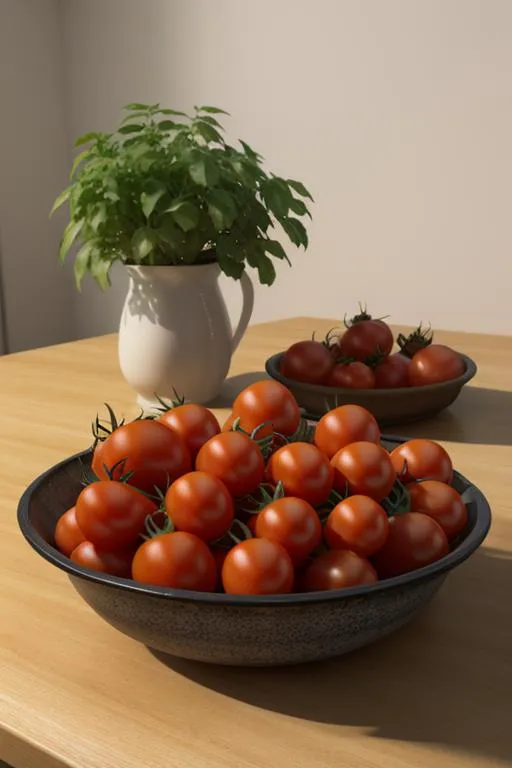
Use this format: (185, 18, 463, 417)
(265, 311, 477, 426)
(18, 384, 490, 667)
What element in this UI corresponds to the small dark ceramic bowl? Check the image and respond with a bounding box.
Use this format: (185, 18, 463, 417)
(18, 438, 490, 667)
(265, 352, 477, 427)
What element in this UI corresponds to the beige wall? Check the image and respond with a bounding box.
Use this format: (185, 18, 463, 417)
(4, 0, 512, 350)
(62, 0, 512, 338)
(0, 0, 73, 352)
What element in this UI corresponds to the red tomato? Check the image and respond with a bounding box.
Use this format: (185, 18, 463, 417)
(331, 441, 396, 501)
(75, 481, 156, 549)
(281, 340, 334, 384)
(54, 506, 85, 556)
(409, 345, 465, 386)
(195, 431, 265, 497)
(158, 404, 220, 459)
(70, 541, 135, 578)
(303, 549, 377, 592)
(165, 471, 234, 542)
(221, 538, 294, 595)
(372, 512, 449, 578)
(324, 496, 389, 557)
(338, 320, 393, 361)
(232, 380, 301, 438)
(407, 480, 468, 540)
(314, 404, 380, 459)
(267, 442, 334, 506)
(132, 531, 217, 591)
(255, 497, 322, 565)
(390, 439, 453, 484)
(92, 419, 191, 494)
(374, 353, 411, 388)
(222, 413, 235, 431)
(326, 362, 376, 389)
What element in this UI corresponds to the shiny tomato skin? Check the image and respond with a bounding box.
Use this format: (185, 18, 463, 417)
(326, 362, 376, 389)
(374, 353, 411, 388)
(158, 404, 220, 459)
(409, 344, 465, 386)
(324, 495, 389, 557)
(232, 380, 301, 438)
(132, 531, 216, 591)
(70, 541, 135, 578)
(338, 320, 394, 361)
(267, 442, 334, 506)
(281, 340, 334, 384)
(407, 480, 468, 540)
(54, 506, 85, 556)
(92, 419, 191, 494)
(165, 471, 234, 542)
(75, 481, 157, 549)
(221, 538, 294, 595)
(255, 497, 322, 565)
(331, 441, 396, 501)
(390, 439, 453, 484)
(303, 549, 378, 592)
(372, 512, 449, 578)
(195, 431, 265, 497)
(314, 404, 380, 459)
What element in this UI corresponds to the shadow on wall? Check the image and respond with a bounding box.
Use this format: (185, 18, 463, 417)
(150, 545, 512, 765)
(73, 264, 129, 339)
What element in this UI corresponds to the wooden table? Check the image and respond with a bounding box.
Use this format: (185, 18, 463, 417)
(1, 318, 511, 768)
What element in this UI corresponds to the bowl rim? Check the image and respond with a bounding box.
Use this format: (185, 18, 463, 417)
(265, 352, 477, 396)
(17, 436, 491, 607)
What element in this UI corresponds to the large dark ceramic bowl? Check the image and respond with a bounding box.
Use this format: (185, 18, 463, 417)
(18, 438, 490, 667)
(265, 352, 477, 426)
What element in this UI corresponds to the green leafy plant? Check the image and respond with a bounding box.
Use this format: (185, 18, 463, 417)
(52, 103, 313, 290)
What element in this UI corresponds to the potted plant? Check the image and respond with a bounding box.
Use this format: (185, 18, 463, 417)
(52, 103, 312, 406)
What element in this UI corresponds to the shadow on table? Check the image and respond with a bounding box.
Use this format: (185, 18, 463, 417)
(383, 386, 512, 446)
(206, 375, 512, 448)
(206, 371, 268, 409)
(151, 545, 512, 765)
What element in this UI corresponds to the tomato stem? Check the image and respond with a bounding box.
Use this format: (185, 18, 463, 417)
(79, 458, 98, 487)
(152, 390, 187, 413)
(101, 458, 138, 486)
(381, 479, 411, 517)
(396, 323, 433, 359)
(91, 402, 126, 447)
(237, 482, 284, 514)
(312, 326, 341, 352)
(283, 418, 315, 444)
(91, 403, 154, 448)
(227, 518, 253, 544)
(318, 485, 350, 519)
(143, 510, 174, 540)
(343, 303, 390, 328)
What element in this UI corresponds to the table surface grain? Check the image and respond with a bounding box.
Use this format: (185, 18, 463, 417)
(1, 318, 511, 768)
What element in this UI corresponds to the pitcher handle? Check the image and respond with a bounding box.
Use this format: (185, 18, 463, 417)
(232, 271, 255, 351)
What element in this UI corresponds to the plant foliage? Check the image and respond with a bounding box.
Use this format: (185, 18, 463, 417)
(52, 103, 313, 290)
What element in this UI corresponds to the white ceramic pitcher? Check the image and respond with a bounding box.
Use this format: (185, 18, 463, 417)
(118, 263, 254, 408)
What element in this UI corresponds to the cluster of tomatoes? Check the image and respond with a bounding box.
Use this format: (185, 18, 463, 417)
(281, 309, 465, 389)
(54, 380, 468, 596)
